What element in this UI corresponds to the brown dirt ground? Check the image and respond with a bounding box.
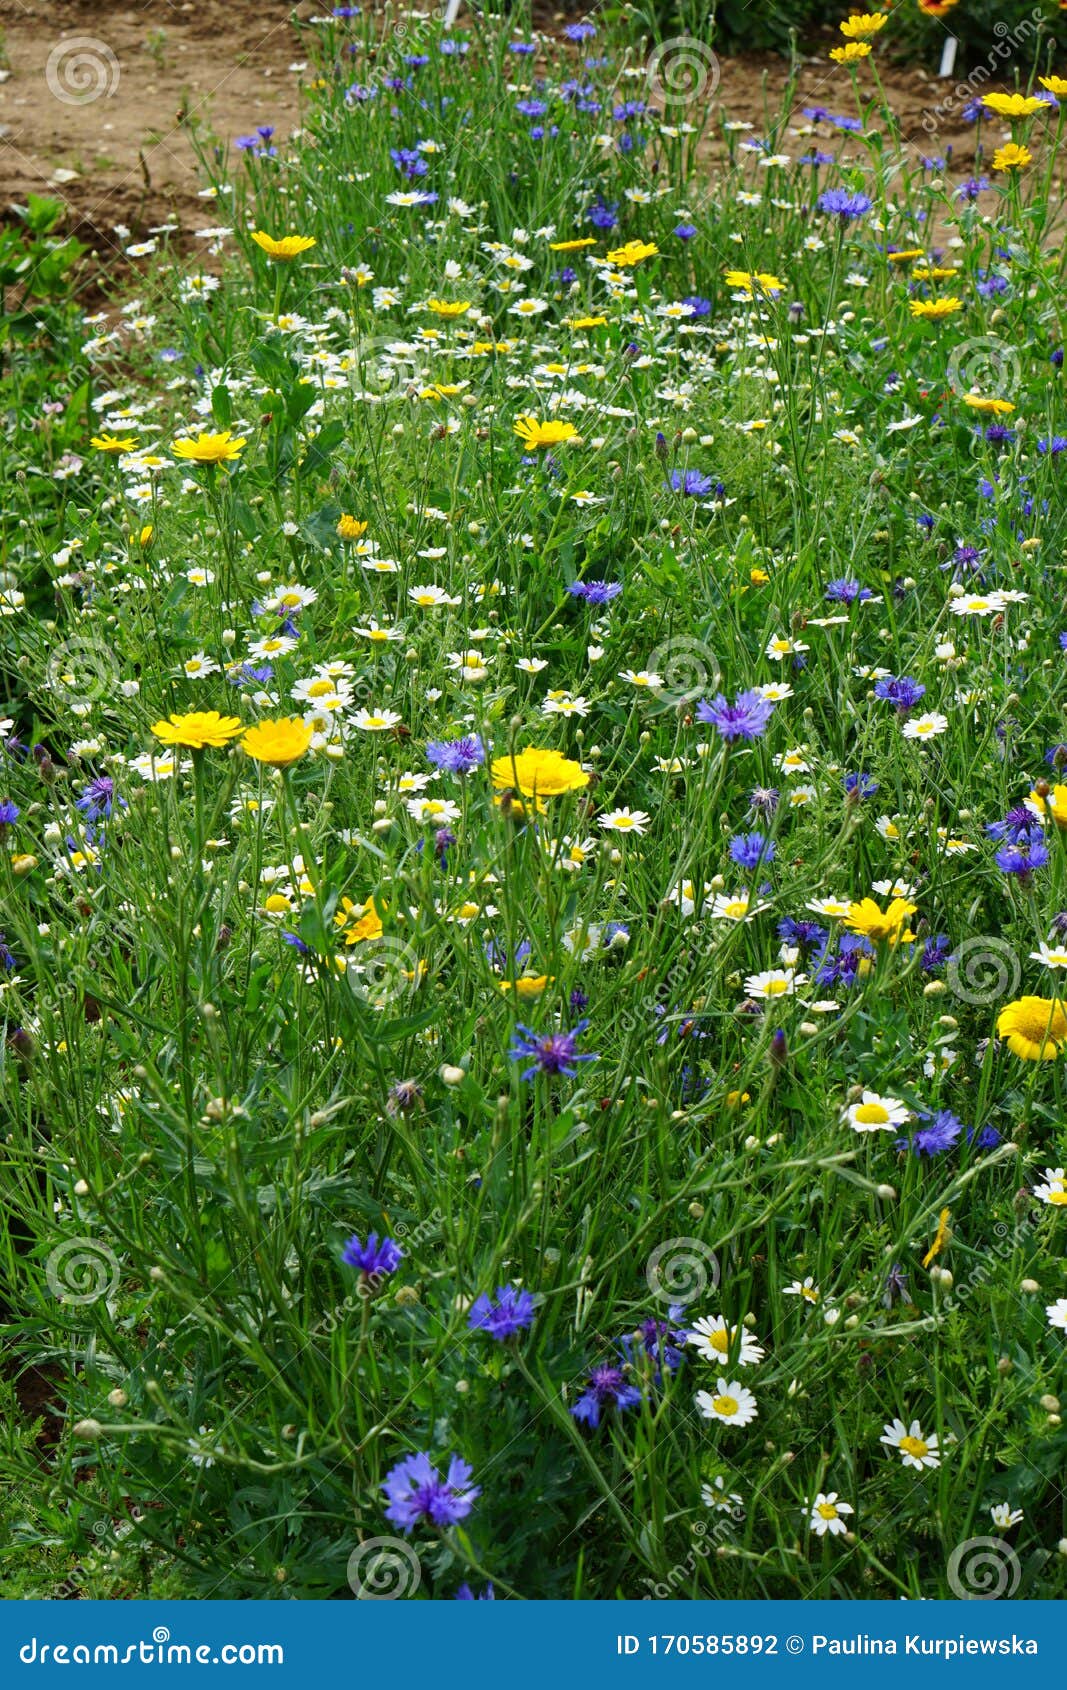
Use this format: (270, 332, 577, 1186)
(0, 0, 993, 286)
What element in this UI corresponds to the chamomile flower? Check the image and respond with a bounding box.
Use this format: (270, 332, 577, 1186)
(880, 1417, 940, 1469)
(695, 1379, 758, 1427)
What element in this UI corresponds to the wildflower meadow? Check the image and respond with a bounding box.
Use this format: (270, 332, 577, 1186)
(3, 2, 1067, 1608)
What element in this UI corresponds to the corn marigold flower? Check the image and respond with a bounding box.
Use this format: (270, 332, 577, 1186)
(242, 717, 313, 767)
(982, 93, 1044, 119)
(724, 268, 783, 297)
(996, 995, 1067, 1060)
(845, 897, 917, 945)
(513, 415, 579, 449)
(909, 297, 963, 319)
(963, 393, 1015, 415)
(337, 514, 368, 539)
(425, 298, 471, 317)
(840, 12, 885, 36)
(91, 433, 139, 452)
(605, 238, 658, 267)
(171, 429, 246, 464)
(1040, 76, 1067, 97)
(151, 711, 244, 750)
(829, 41, 872, 62)
(335, 896, 385, 945)
(250, 231, 317, 261)
(993, 142, 1032, 172)
(490, 745, 589, 798)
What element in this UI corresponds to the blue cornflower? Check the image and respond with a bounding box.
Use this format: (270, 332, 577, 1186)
(901, 1110, 964, 1158)
(682, 295, 711, 317)
(1038, 436, 1067, 455)
(571, 1363, 641, 1427)
(844, 771, 878, 799)
(75, 775, 124, 823)
(749, 785, 780, 817)
(342, 1232, 403, 1276)
(455, 1583, 495, 1599)
(570, 987, 588, 1013)
(426, 734, 484, 775)
(564, 21, 597, 41)
(667, 468, 721, 497)
(0, 800, 19, 830)
(818, 188, 873, 219)
(995, 838, 1049, 877)
(567, 579, 622, 604)
(968, 1124, 1001, 1151)
(382, 1452, 480, 1533)
(631, 1313, 687, 1382)
(673, 222, 697, 240)
(778, 917, 827, 949)
(986, 807, 1043, 845)
(516, 98, 548, 117)
(586, 198, 618, 230)
(0, 933, 16, 971)
(873, 675, 926, 712)
(825, 577, 872, 604)
(695, 689, 774, 743)
(281, 931, 311, 956)
(729, 831, 775, 870)
(921, 935, 952, 973)
(509, 41, 537, 55)
(510, 1020, 597, 1081)
(468, 1284, 537, 1340)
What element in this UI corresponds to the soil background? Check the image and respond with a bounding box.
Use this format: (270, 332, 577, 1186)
(0, 2, 992, 278)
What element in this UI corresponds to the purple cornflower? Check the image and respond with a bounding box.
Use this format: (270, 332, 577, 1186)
(695, 689, 774, 743)
(968, 1124, 1001, 1151)
(426, 734, 484, 775)
(1038, 436, 1067, 455)
(682, 295, 711, 317)
(986, 807, 1042, 845)
(568, 579, 622, 604)
(629, 1313, 687, 1382)
(873, 674, 926, 712)
(382, 1452, 480, 1533)
(749, 785, 780, 817)
(921, 935, 952, 973)
(342, 1232, 403, 1276)
(467, 1284, 536, 1340)
(818, 188, 873, 220)
(571, 1363, 641, 1427)
(883, 1263, 910, 1308)
(75, 775, 123, 823)
(673, 222, 697, 240)
(569, 986, 588, 1012)
(564, 20, 597, 41)
(667, 468, 720, 497)
(729, 831, 774, 870)
(510, 1020, 597, 1081)
(778, 917, 828, 949)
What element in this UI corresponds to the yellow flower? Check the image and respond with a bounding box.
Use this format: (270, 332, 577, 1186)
(251, 231, 317, 261)
(490, 745, 589, 799)
(997, 996, 1067, 1060)
(91, 433, 138, 452)
(911, 265, 957, 281)
(497, 975, 553, 999)
(151, 711, 244, 750)
(962, 394, 1015, 414)
(337, 514, 368, 539)
(922, 1208, 952, 1269)
(724, 269, 783, 297)
(171, 430, 246, 465)
(1028, 784, 1067, 827)
(845, 897, 917, 946)
(840, 12, 887, 37)
(549, 237, 597, 251)
(568, 315, 608, 329)
(909, 297, 963, 319)
(886, 249, 924, 264)
(242, 717, 313, 767)
(10, 853, 38, 876)
(513, 415, 579, 450)
(749, 567, 770, 586)
(426, 298, 471, 317)
(829, 41, 872, 61)
(604, 239, 659, 268)
(982, 93, 1044, 119)
(992, 142, 1032, 172)
(1039, 75, 1067, 96)
(335, 895, 385, 945)
(136, 524, 154, 546)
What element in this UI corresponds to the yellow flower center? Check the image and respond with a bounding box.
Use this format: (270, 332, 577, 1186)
(712, 1394, 738, 1417)
(854, 1102, 889, 1125)
(816, 1502, 839, 1521)
(899, 1435, 928, 1459)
